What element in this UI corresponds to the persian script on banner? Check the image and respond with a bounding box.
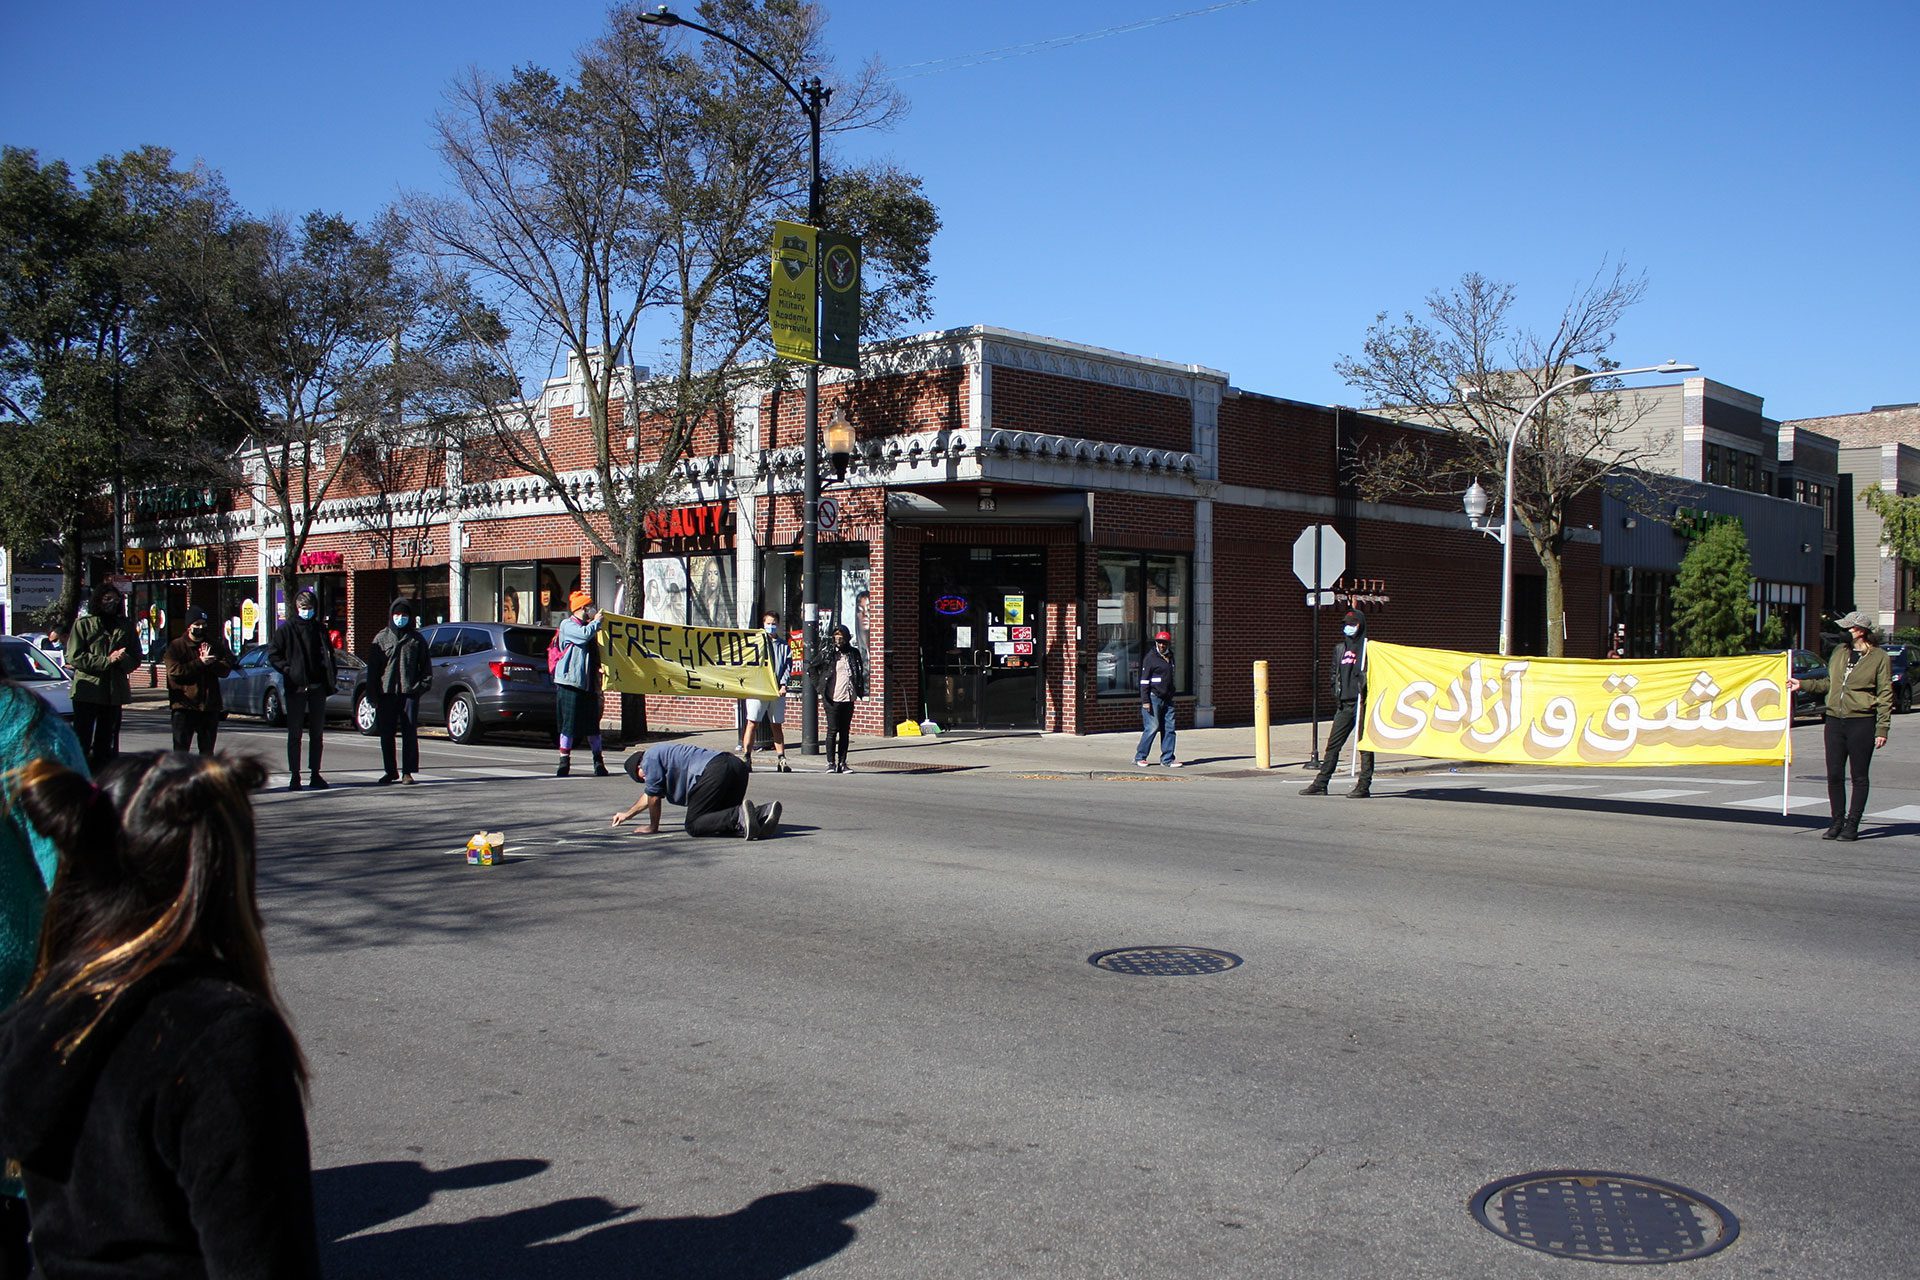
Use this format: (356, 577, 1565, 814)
(1357, 642, 1791, 767)
(598, 614, 781, 700)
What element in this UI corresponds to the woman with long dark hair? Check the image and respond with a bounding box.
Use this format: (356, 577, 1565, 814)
(0, 751, 320, 1277)
(808, 623, 868, 774)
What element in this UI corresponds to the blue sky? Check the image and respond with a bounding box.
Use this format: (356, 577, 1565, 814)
(4, 0, 1916, 420)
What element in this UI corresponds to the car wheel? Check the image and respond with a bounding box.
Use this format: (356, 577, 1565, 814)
(446, 691, 480, 745)
(262, 687, 285, 727)
(356, 690, 379, 736)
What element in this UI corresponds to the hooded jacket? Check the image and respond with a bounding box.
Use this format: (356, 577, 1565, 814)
(165, 630, 235, 714)
(268, 614, 335, 694)
(368, 598, 432, 697)
(0, 959, 320, 1278)
(1330, 611, 1368, 705)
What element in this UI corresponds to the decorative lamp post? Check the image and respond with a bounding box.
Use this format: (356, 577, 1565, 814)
(637, 5, 833, 753)
(825, 405, 855, 483)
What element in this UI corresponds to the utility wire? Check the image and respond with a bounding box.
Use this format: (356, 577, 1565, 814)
(891, 1, 1262, 80)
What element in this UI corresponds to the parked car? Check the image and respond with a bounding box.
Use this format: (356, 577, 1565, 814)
(1788, 649, 1827, 722)
(357, 622, 556, 744)
(13, 633, 66, 668)
(1884, 643, 1912, 714)
(1, 637, 73, 719)
(220, 645, 364, 724)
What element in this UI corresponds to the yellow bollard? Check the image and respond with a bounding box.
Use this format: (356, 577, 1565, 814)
(1253, 660, 1271, 769)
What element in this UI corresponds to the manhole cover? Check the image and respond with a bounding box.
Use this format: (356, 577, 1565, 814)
(1088, 946, 1243, 976)
(1470, 1171, 1739, 1264)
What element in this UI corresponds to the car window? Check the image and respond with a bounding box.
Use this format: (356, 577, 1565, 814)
(1, 643, 62, 681)
(427, 627, 462, 659)
(240, 647, 268, 669)
(503, 627, 552, 659)
(458, 628, 491, 656)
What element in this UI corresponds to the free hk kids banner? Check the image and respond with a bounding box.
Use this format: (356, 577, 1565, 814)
(597, 614, 782, 700)
(1357, 641, 1791, 768)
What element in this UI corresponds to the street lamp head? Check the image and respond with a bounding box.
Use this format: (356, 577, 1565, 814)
(635, 5, 681, 25)
(1655, 360, 1699, 374)
(825, 405, 855, 482)
(1463, 478, 1490, 523)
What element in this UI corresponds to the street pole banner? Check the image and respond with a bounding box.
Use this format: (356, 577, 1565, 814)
(770, 220, 819, 365)
(816, 229, 861, 370)
(1359, 642, 1791, 768)
(599, 613, 781, 700)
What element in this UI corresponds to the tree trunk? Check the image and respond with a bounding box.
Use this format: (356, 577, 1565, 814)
(53, 517, 84, 631)
(1543, 549, 1566, 658)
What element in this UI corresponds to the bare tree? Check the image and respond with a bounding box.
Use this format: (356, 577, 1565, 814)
(409, 0, 937, 600)
(1335, 263, 1666, 655)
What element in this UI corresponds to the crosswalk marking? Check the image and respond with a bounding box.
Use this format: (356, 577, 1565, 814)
(1504, 783, 1599, 795)
(1603, 788, 1710, 801)
(1868, 804, 1920, 822)
(1725, 794, 1827, 810)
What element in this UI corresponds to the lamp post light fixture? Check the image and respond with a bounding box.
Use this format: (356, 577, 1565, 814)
(1462, 478, 1501, 541)
(825, 404, 855, 483)
(637, 4, 834, 754)
(1476, 360, 1699, 656)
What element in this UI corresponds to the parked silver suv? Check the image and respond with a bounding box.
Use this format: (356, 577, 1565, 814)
(355, 622, 557, 744)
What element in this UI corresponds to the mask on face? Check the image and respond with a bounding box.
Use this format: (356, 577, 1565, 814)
(101, 598, 121, 616)
(298, 607, 315, 620)
(391, 614, 409, 629)
(765, 623, 778, 634)
(1343, 624, 1359, 637)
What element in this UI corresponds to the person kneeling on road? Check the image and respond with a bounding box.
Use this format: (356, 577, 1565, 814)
(611, 743, 780, 839)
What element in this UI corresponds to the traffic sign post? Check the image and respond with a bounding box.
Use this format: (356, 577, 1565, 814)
(1291, 525, 1347, 770)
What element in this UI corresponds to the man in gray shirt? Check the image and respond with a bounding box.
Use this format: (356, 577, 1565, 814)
(611, 742, 781, 839)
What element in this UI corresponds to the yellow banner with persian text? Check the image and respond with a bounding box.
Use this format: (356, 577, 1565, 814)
(597, 613, 780, 700)
(1357, 642, 1790, 767)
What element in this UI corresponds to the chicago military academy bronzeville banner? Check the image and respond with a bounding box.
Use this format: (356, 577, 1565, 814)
(1357, 642, 1791, 768)
(598, 614, 781, 700)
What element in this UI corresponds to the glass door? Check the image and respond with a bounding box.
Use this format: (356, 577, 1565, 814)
(920, 546, 1046, 729)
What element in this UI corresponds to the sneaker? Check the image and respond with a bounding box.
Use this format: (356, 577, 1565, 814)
(1134, 760, 1149, 768)
(593, 759, 610, 777)
(838, 760, 853, 774)
(308, 774, 329, 791)
(288, 775, 303, 792)
(776, 757, 792, 773)
(377, 773, 398, 786)
(1345, 785, 1371, 799)
(556, 757, 571, 778)
(1299, 782, 1328, 795)
(400, 773, 417, 786)
(757, 801, 783, 837)
(1164, 761, 1184, 768)
(740, 799, 767, 840)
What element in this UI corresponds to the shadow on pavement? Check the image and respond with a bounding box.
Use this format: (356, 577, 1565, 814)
(317, 1163, 878, 1280)
(1392, 783, 1920, 838)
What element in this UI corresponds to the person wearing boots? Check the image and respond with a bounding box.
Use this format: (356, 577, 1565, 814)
(1788, 610, 1893, 841)
(366, 598, 432, 785)
(809, 624, 867, 773)
(612, 745, 780, 839)
(553, 590, 608, 777)
(1302, 608, 1375, 798)
(740, 611, 794, 773)
(163, 610, 234, 753)
(67, 583, 141, 771)
(1133, 629, 1181, 768)
(269, 589, 337, 790)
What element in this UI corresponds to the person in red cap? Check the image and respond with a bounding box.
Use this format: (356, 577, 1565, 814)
(1302, 608, 1373, 797)
(1134, 629, 1182, 767)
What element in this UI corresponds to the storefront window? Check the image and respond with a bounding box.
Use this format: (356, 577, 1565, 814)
(1096, 551, 1190, 695)
(466, 565, 500, 624)
(501, 565, 535, 624)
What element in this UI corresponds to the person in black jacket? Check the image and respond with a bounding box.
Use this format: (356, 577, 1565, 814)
(268, 589, 337, 791)
(1134, 629, 1181, 767)
(366, 597, 432, 785)
(808, 624, 867, 773)
(0, 751, 319, 1279)
(163, 610, 234, 753)
(1302, 608, 1374, 798)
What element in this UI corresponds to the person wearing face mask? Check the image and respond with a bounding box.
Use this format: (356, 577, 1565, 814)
(269, 588, 338, 790)
(1302, 609, 1374, 798)
(1134, 630, 1181, 768)
(552, 590, 608, 777)
(1788, 610, 1893, 841)
(163, 610, 235, 753)
(739, 611, 794, 773)
(67, 584, 141, 770)
(367, 597, 432, 785)
(808, 623, 867, 773)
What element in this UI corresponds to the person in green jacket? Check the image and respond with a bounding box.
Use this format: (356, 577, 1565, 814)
(66, 583, 141, 771)
(1788, 610, 1894, 841)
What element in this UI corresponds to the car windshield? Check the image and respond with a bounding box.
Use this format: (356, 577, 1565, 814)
(502, 627, 553, 659)
(1, 643, 64, 682)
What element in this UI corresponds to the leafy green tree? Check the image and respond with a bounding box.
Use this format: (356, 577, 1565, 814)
(410, 0, 939, 600)
(1672, 519, 1755, 657)
(1862, 486, 1920, 610)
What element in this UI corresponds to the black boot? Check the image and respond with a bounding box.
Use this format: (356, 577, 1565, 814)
(1822, 818, 1844, 840)
(1838, 819, 1861, 842)
(593, 753, 609, 777)
(556, 754, 571, 777)
(1300, 779, 1328, 795)
(1346, 782, 1372, 799)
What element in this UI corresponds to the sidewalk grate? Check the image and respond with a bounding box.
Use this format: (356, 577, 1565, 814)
(1089, 946, 1243, 976)
(1469, 1171, 1738, 1264)
(844, 759, 981, 774)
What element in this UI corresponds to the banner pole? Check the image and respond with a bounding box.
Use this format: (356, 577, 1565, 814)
(1781, 651, 1792, 817)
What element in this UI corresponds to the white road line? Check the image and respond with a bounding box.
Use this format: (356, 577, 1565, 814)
(1724, 794, 1827, 810)
(1867, 804, 1920, 822)
(1503, 783, 1600, 794)
(1603, 788, 1711, 802)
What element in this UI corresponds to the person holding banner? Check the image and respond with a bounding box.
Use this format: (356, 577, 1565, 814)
(1301, 609, 1375, 798)
(810, 624, 868, 774)
(612, 745, 780, 839)
(740, 612, 795, 773)
(553, 591, 609, 777)
(1789, 610, 1893, 841)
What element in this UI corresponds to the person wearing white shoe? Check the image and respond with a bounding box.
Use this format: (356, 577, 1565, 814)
(1133, 630, 1179, 768)
(612, 744, 778, 839)
(741, 612, 794, 773)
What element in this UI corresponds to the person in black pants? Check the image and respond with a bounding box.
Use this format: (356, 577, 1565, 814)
(163, 610, 233, 752)
(268, 589, 337, 790)
(1789, 609, 1893, 840)
(1302, 608, 1375, 798)
(366, 598, 432, 785)
(65, 583, 140, 771)
(809, 624, 867, 773)
(611, 743, 779, 838)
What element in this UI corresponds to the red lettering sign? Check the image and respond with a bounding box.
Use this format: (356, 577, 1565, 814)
(645, 503, 731, 542)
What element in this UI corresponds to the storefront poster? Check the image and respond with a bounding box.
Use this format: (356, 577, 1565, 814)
(1358, 641, 1790, 767)
(987, 626, 1009, 642)
(1004, 595, 1025, 625)
(598, 612, 780, 699)
(1010, 626, 1033, 641)
(955, 626, 972, 647)
(993, 641, 1015, 656)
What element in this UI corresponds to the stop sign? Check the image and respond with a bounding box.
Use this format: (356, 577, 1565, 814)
(1291, 525, 1346, 590)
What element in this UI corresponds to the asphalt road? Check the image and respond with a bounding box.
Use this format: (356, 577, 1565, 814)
(112, 711, 1920, 1278)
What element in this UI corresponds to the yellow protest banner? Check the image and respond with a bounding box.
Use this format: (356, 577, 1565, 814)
(597, 613, 780, 700)
(1358, 641, 1790, 768)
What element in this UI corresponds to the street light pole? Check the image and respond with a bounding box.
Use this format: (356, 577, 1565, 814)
(1490, 360, 1698, 656)
(637, 6, 830, 754)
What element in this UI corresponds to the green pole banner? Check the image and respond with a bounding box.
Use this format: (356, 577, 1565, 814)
(816, 230, 862, 370)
